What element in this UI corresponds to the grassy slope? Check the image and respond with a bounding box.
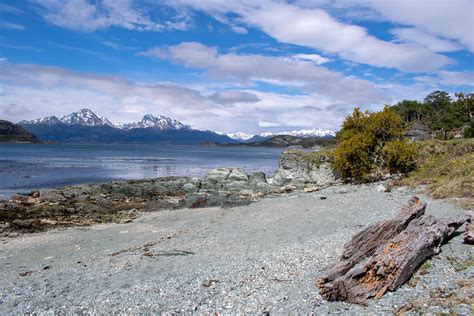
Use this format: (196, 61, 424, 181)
(286, 138, 473, 209)
(400, 138, 473, 209)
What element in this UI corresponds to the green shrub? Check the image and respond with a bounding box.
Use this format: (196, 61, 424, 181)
(464, 121, 474, 138)
(332, 106, 416, 182)
(381, 140, 417, 174)
(331, 133, 374, 181)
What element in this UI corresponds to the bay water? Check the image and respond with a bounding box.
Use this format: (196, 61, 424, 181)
(0, 143, 284, 198)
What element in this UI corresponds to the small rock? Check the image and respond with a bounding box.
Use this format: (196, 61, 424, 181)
(376, 184, 391, 192)
(183, 183, 197, 193)
(202, 279, 219, 287)
(313, 195, 327, 200)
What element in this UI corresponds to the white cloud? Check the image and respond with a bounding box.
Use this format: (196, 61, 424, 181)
(169, 0, 452, 72)
(258, 120, 280, 127)
(1, 62, 467, 134)
(0, 21, 26, 30)
(0, 62, 394, 133)
(360, 0, 474, 52)
(209, 90, 260, 105)
(0, 3, 23, 15)
(3, 104, 30, 116)
(415, 71, 474, 87)
(1, 62, 213, 123)
(439, 71, 474, 87)
(36, 0, 189, 32)
(231, 26, 248, 34)
(140, 42, 386, 105)
(390, 28, 462, 53)
(292, 53, 331, 65)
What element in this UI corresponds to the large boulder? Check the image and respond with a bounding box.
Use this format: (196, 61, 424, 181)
(201, 167, 251, 191)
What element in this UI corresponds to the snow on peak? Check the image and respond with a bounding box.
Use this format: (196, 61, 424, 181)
(225, 128, 335, 140)
(121, 114, 191, 130)
(227, 132, 255, 141)
(19, 109, 112, 127)
(19, 109, 192, 131)
(225, 128, 335, 141)
(60, 108, 113, 127)
(259, 128, 335, 138)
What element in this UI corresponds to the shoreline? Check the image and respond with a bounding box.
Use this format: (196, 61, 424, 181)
(0, 150, 335, 236)
(0, 143, 284, 199)
(1, 183, 471, 313)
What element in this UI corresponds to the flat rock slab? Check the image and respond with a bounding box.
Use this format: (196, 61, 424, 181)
(0, 184, 471, 314)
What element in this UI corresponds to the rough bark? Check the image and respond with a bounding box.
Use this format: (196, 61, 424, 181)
(316, 196, 464, 304)
(464, 210, 474, 245)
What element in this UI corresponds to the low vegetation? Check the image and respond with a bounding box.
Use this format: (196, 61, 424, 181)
(289, 92, 472, 207)
(391, 91, 473, 139)
(330, 107, 417, 182)
(400, 138, 474, 209)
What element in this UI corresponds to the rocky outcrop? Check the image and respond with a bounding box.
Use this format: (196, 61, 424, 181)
(269, 150, 337, 188)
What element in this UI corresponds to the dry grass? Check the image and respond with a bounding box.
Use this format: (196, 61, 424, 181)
(285, 148, 334, 168)
(400, 138, 474, 209)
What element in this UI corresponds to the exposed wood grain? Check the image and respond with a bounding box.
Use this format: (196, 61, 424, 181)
(316, 197, 464, 304)
(464, 211, 474, 245)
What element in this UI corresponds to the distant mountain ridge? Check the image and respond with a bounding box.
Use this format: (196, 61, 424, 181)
(226, 128, 336, 141)
(20, 109, 113, 127)
(20, 109, 190, 131)
(203, 135, 336, 148)
(19, 109, 235, 144)
(19, 108, 335, 144)
(120, 114, 191, 130)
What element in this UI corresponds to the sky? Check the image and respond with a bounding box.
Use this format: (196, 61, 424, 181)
(0, 0, 473, 133)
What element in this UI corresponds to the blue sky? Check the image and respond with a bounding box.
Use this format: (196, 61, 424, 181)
(0, 0, 473, 133)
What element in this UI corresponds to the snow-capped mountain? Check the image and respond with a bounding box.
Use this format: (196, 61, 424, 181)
(18, 109, 235, 143)
(20, 110, 190, 131)
(22, 116, 63, 125)
(226, 128, 335, 140)
(121, 114, 191, 130)
(226, 132, 255, 141)
(260, 128, 336, 138)
(61, 109, 113, 127)
(20, 109, 113, 127)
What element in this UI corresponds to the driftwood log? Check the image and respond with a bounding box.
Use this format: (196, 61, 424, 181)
(465, 211, 474, 245)
(316, 197, 465, 304)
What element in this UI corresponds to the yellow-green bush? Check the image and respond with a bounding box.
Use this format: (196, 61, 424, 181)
(381, 140, 417, 174)
(332, 106, 416, 182)
(331, 133, 374, 181)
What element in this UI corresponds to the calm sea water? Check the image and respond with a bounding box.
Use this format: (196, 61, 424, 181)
(0, 143, 284, 198)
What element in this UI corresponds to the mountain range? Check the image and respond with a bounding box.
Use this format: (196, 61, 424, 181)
(223, 129, 335, 141)
(18, 109, 335, 144)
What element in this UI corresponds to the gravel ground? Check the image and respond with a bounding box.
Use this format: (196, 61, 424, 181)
(0, 183, 472, 314)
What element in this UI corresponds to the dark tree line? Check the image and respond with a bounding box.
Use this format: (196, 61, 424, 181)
(391, 91, 474, 138)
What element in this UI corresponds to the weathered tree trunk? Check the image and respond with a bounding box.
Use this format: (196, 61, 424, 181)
(316, 197, 464, 304)
(464, 211, 474, 245)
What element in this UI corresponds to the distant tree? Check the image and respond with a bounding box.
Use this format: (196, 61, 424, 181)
(392, 100, 424, 122)
(390, 90, 473, 140)
(424, 90, 452, 116)
(453, 92, 474, 121)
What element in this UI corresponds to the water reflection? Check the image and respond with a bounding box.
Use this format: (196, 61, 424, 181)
(0, 143, 284, 197)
